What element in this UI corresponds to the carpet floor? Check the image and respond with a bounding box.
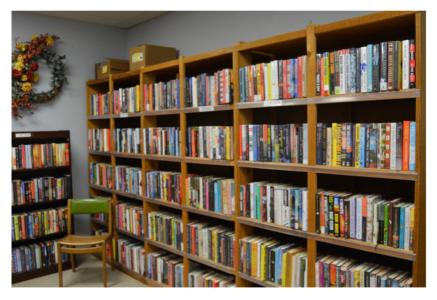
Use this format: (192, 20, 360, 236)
(12, 254, 148, 288)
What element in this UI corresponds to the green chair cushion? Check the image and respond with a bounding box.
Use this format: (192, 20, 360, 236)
(70, 198, 110, 214)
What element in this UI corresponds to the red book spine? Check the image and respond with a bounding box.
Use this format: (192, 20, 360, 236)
(21, 145, 26, 169)
(409, 41, 416, 88)
(191, 226, 195, 255)
(282, 60, 288, 99)
(239, 125, 242, 160)
(320, 56, 325, 96)
(243, 185, 247, 217)
(388, 41, 394, 91)
(248, 66, 253, 102)
(221, 70, 226, 104)
(286, 59, 292, 99)
(65, 143, 70, 166)
(262, 185, 267, 221)
(402, 121, 410, 170)
(385, 123, 391, 169)
(191, 129, 195, 157)
(206, 75, 210, 106)
(298, 57, 303, 98)
(260, 64, 265, 101)
(144, 84, 148, 111)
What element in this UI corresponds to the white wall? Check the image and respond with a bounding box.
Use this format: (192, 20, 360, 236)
(11, 12, 127, 234)
(126, 11, 377, 58)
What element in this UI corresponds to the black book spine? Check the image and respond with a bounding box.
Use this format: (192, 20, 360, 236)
(316, 123, 322, 165)
(394, 41, 400, 90)
(187, 225, 191, 254)
(315, 193, 320, 233)
(316, 53, 321, 96)
(246, 184, 250, 218)
(409, 39, 416, 88)
(372, 44, 380, 92)
(298, 126, 303, 164)
(270, 248, 276, 282)
(267, 125, 272, 162)
(393, 205, 400, 248)
(322, 123, 327, 165)
(365, 124, 371, 168)
(285, 124, 290, 162)
(329, 52, 336, 95)
(356, 47, 361, 93)
(344, 199, 350, 239)
(278, 60, 283, 99)
(380, 41, 388, 91)
(269, 186, 275, 223)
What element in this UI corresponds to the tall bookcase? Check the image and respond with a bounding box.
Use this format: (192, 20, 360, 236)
(87, 11, 425, 287)
(12, 130, 73, 284)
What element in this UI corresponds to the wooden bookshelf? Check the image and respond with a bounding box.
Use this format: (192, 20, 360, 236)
(87, 11, 425, 287)
(12, 130, 74, 284)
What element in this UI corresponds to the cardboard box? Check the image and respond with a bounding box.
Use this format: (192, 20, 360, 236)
(95, 59, 130, 80)
(129, 44, 176, 71)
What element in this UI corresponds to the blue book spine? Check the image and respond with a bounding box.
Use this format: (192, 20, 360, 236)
(216, 181, 221, 212)
(202, 74, 207, 106)
(350, 48, 356, 93)
(409, 122, 416, 171)
(252, 125, 255, 161)
(289, 59, 295, 98)
(277, 247, 283, 284)
(214, 181, 219, 212)
(13, 249, 18, 273)
(367, 44, 373, 92)
(299, 190, 303, 227)
(399, 205, 405, 249)
(255, 185, 260, 219)
(295, 189, 300, 227)
(359, 127, 366, 168)
(294, 59, 298, 98)
(188, 78, 192, 107)
(275, 247, 280, 283)
(239, 67, 245, 102)
(176, 79, 180, 108)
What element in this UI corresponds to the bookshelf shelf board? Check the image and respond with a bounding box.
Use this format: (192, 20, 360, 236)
(144, 197, 183, 210)
(236, 89, 420, 109)
(184, 206, 234, 221)
(237, 272, 283, 287)
(12, 199, 68, 210)
(237, 217, 309, 239)
(145, 277, 170, 287)
(141, 109, 182, 116)
(87, 114, 113, 120)
(182, 104, 232, 114)
(237, 161, 310, 173)
(184, 253, 235, 275)
(311, 165, 418, 181)
(88, 150, 113, 157)
(12, 231, 68, 245)
(184, 157, 235, 166)
(308, 233, 416, 261)
(86, 78, 109, 86)
(12, 166, 70, 173)
(90, 217, 108, 227)
(114, 227, 147, 242)
(111, 112, 143, 119)
(12, 261, 72, 284)
(145, 238, 185, 258)
(143, 154, 184, 163)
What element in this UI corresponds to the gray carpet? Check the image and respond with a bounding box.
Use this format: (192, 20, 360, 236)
(12, 254, 148, 287)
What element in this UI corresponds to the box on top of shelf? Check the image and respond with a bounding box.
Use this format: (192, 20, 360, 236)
(95, 59, 130, 80)
(129, 44, 176, 71)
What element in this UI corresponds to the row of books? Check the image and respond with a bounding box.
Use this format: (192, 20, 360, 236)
(114, 128, 141, 153)
(186, 222, 235, 268)
(316, 39, 416, 96)
(239, 57, 308, 102)
(184, 69, 234, 107)
(239, 124, 308, 163)
(147, 250, 184, 286)
(115, 201, 144, 237)
(143, 79, 180, 111)
(12, 207, 67, 241)
(89, 163, 112, 189)
(315, 192, 415, 250)
(188, 267, 235, 287)
(315, 255, 412, 287)
(11, 175, 71, 206)
(145, 171, 182, 204)
(117, 235, 146, 276)
(12, 239, 70, 274)
(240, 182, 308, 231)
(12, 143, 70, 170)
(240, 236, 307, 287)
(113, 165, 143, 196)
(147, 211, 183, 251)
(143, 127, 181, 157)
(186, 126, 234, 160)
(186, 176, 235, 215)
(88, 129, 111, 152)
(112, 86, 141, 113)
(90, 92, 110, 116)
(316, 121, 416, 171)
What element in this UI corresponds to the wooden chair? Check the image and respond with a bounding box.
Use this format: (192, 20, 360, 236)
(57, 198, 114, 287)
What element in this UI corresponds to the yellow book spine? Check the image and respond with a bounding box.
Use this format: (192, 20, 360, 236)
(252, 242, 257, 277)
(282, 252, 287, 286)
(323, 54, 330, 94)
(44, 211, 48, 235)
(332, 123, 337, 166)
(113, 239, 116, 260)
(336, 124, 342, 166)
(260, 244, 266, 280)
(226, 126, 230, 160)
(14, 216, 19, 241)
(267, 63, 272, 100)
(355, 124, 361, 168)
(136, 85, 140, 112)
(163, 174, 167, 200)
(152, 215, 156, 241)
(62, 143, 66, 166)
(410, 206, 415, 248)
(171, 219, 174, 247)
(354, 269, 360, 287)
(256, 64, 261, 100)
(186, 178, 190, 206)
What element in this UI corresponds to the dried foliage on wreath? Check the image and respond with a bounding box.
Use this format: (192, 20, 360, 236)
(12, 33, 68, 118)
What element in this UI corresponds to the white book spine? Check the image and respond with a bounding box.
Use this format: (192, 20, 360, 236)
(193, 77, 198, 107)
(209, 126, 213, 159)
(345, 49, 351, 94)
(199, 126, 203, 158)
(248, 125, 254, 161)
(356, 197, 362, 240)
(402, 40, 410, 89)
(303, 123, 308, 164)
(266, 186, 271, 222)
(339, 50, 345, 94)
(263, 63, 268, 100)
(302, 190, 308, 231)
(404, 205, 411, 250)
(390, 122, 397, 169)
(366, 197, 374, 243)
(372, 201, 379, 244)
(350, 197, 356, 239)
(250, 183, 254, 219)
(271, 61, 279, 100)
(361, 47, 367, 92)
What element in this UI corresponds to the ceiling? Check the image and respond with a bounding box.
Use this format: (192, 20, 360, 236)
(28, 11, 170, 29)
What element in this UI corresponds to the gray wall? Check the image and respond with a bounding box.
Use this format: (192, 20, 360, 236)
(126, 11, 377, 58)
(11, 12, 127, 234)
(12, 11, 377, 235)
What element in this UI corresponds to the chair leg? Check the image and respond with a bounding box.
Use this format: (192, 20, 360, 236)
(57, 243, 63, 287)
(110, 238, 115, 271)
(102, 244, 107, 287)
(69, 246, 75, 272)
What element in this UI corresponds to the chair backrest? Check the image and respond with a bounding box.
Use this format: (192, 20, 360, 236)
(67, 198, 112, 235)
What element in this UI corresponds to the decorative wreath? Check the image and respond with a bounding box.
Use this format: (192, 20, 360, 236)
(12, 33, 68, 118)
